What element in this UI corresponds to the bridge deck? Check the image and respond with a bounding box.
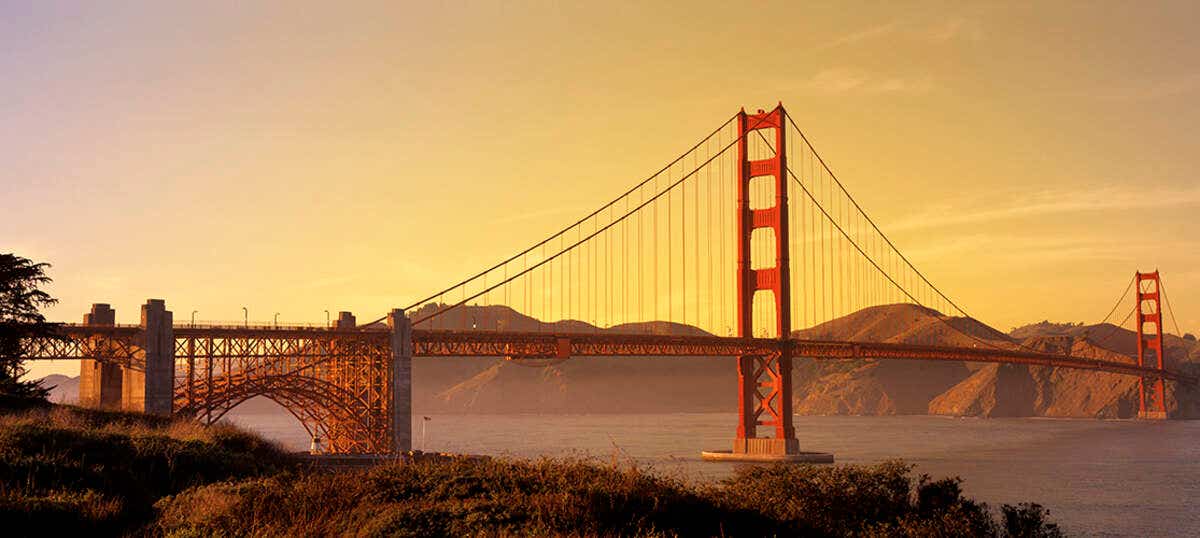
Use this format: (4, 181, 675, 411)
(410, 329, 1196, 383)
(25, 324, 1196, 383)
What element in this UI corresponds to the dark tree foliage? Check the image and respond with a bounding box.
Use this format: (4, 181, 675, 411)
(1002, 503, 1065, 538)
(0, 253, 60, 404)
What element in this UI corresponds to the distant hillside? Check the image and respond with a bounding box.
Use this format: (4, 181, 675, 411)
(797, 303, 1014, 347)
(408, 303, 710, 336)
(788, 304, 1008, 415)
(414, 304, 728, 414)
(964, 322, 1200, 418)
(1010, 320, 1200, 365)
(38, 374, 79, 404)
(929, 338, 1140, 418)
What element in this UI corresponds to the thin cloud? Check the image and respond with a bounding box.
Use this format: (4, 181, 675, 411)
(902, 233, 1135, 263)
(889, 184, 1200, 231)
(813, 20, 903, 52)
(805, 68, 936, 95)
(814, 16, 983, 52)
(1084, 74, 1200, 101)
(925, 17, 984, 43)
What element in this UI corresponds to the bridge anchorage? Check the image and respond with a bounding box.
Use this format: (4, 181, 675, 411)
(23, 103, 1197, 456)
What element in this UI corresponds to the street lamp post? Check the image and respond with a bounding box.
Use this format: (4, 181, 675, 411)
(325, 310, 330, 328)
(242, 307, 248, 328)
(191, 310, 198, 327)
(274, 312, 280, 328)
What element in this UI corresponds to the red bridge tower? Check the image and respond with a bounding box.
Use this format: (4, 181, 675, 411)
(1136, 271, 1168, 419)
(731, 105, 802, 457)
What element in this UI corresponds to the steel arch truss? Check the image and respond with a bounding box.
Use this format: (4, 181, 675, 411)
(174, 328, 396, 454)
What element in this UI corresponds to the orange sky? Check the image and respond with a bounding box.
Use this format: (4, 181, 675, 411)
(4, 2, 1198, 378)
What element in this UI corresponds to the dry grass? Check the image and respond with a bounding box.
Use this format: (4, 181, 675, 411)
(0, 404, 292, 535)
(154, 456, 1063, 538)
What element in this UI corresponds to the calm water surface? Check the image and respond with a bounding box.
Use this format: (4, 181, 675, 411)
(224, 410, 1200, 537)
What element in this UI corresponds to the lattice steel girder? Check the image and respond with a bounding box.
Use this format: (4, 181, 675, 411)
(30, 325, 1195, 385)
(20, 325, 143, 362)
(798, 339, 1195, 382)
(23, 322, 1197, 454)
(411, 330, 1196, 383)
(172, 337, 388, 360)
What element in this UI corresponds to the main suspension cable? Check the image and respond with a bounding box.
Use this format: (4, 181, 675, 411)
(398, 113, 738, 313)
(410, 112, 776, 326)
(1159, 276, 1185, 338)
(1098, 274, 1136, 327)
(784, 111, 973, 320)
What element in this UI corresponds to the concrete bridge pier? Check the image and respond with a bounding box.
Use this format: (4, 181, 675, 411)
(387, 309, 413, 453)
(79, 304, 121, 409)
(77, 300, 175, 416)
(126, 299, 174, 415)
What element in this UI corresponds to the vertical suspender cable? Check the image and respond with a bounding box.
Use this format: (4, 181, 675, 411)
(695, 150, 700, 330)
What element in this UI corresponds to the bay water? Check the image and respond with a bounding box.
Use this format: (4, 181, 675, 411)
(225, 409, 1200, 537)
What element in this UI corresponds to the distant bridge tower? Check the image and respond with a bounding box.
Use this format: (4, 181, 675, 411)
(732, 105, 800, 456)
(1136, 271, 1168, 419)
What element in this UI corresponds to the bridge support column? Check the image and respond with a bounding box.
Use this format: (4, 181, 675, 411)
(703, 104, 830, 463)
(123, 299, 174, 415)
(1135, 272, 1168, 420)
(388, 309, 413, 453)
(79, 304, 121, 409)
(732, 349, 799, 456)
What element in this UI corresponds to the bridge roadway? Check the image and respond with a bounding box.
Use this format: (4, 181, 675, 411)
(410, 329, 1196, 382)
(30, 323, 1196, 383)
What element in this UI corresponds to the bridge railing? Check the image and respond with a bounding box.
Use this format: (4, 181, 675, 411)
(181, 320, 334, 330)
(58, 323, 142, 330)
(57, 321, 387, 331)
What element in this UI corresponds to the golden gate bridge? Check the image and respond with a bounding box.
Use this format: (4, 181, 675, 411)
(22, 104, 1195, 458)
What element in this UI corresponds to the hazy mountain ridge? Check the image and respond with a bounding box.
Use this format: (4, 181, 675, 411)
(38, 374, 79, 404)
(420, 303, 1200, 417)
(791, 305, 1198, 418)
(38, 303, 1200, 418)
(414, 304, 729, 414)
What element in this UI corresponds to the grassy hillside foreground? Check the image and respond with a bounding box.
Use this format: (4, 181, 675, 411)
(0, 405, 1063, 537)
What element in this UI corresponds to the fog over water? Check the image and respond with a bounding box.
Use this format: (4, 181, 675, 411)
(225, 406, 1199, 537)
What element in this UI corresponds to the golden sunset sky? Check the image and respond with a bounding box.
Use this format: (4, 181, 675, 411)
(5, 2, 1198, 377)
